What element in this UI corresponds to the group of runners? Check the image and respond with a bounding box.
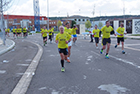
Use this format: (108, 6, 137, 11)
(5, 26, 28, 38)
(41, 21, 127, 72)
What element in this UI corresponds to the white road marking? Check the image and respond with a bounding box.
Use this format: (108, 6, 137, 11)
(25, 59, 32, 62)
(0, 70, 6, 74)
(12, 41, 43, 94)
(91, 51, 140, 69)
(98, 84, 130, 94)
(38, 87, 47, 90)
(110, 55, 140, 69)
(91, 51, 100, 56)
(17, 64, 29, 67)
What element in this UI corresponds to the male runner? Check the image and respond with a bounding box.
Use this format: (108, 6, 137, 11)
(72, 25, 78, 45)
(48, 26, 53, 43)
(12, 27, 17, 39)
(55, 26, 71, 72)
(115, 23, 127, 54)
(5, 28, 10, 37)
(41, 26, 48, 46)
(64, 22, 72, 63)
(23, 27, 27, 38)
(100, 21, 115, 59)
(93, 25, 100, 49)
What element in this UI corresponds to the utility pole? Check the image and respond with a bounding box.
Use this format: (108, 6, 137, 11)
(123, 1, 125, 19)
(0, 0, 5, 45)
(47, 0, 49, 30)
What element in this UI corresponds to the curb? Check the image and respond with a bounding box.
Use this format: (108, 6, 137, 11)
(0, 39, 15, 56)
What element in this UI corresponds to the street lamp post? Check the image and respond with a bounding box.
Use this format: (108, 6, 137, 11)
(47, 0, 49, 30)
(0, 0, 5, 45)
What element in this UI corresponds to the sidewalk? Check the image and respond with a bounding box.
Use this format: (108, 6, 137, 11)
(0, 38, 15, 55)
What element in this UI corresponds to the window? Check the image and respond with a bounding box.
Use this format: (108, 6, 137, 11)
(54, 22, 56, 24)
(79, 19, 81, 21)
(75, 19, 77, 21)
(83, 19, 85, 21)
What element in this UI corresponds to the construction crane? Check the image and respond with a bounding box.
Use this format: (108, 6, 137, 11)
(33, 0, 40, 32)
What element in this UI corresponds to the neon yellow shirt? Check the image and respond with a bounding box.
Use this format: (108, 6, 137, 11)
(116, 27, 125, 38)
(93, 29, 100, 38)
(12, 29, 16, 33)
(55, 32, 71, 49)
(23, 28, 27, 33)
(72, 28, 78, 35)
(41, 29, 48, 37)
(17, 28, 22, 33)
(101, 26, 113, 38)
(5, 29, 10, 33)
(48, 29, 53, 35)
(64, 27, 72, 35)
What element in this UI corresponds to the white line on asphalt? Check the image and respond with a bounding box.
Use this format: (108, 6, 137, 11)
(17, 64, 29, 67)
(91, 51, 140, 69)
(11, 41, 43, 94)
(91, 51, 100, 56)
(109, 55, 140, 69)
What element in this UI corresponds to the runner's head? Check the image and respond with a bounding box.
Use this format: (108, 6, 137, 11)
(43, 26, 46, 29)
(59, 26, 64, 34)
(120, 23, 124, 27)
(95, 25, 98, 29)
(65, 22, 70, 29)
(106, 21, 110, 27)
(49, 26, 52, 29)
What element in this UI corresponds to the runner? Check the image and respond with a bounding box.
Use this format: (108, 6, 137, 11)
(89, 26, 94, 43)
(100, 21, 115, 59)
(64, 22, 72, 63)
(93, 25, 100, 49)
(41, 26, 48, 46)
(72, 25, 78, 45)
(17, 27, 22, 38)
(48, 26, 53, 43)
(23, 27, 27, 38)
(115, 23, 127, 54)
(55, 26, 71, 72)
(5, 28, 10, 37)
(12, 27, 17, 39)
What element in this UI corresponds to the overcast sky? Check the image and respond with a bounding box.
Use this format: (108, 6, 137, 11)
(5, 0, 140, 17)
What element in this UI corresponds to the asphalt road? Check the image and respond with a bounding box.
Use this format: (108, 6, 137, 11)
(0, 38, 38, 94)
(0, 34, 140, 94)
(25, 34, 140, 94)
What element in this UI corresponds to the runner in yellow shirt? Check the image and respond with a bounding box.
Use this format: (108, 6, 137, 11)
(23, 27, 27, 38)
(5, 28, 10, 37)
(115, 23, 127, 54)
(48, 26, 53, 43)
(100, 21, 115, 59)
(41, 26, 48, 46)
(17, 27, 22, 38)
(64, 22, 72, 63)
(93, 25, 100, 49)
(55, 26, 71, 72)
(72, 25, 78, 45)
(12, 27, 17, 39)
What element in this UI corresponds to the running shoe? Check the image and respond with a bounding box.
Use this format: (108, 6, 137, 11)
(61, 67, 65, 72)
(45, 41, 47, 44)
(115, 45, 117, 48)
(105, 55, 109, 59)
(100, 49, 103, 54)
(67, 59, 71, 63)
(122, 51, 125, 54)
(44, 44, 45, 46)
